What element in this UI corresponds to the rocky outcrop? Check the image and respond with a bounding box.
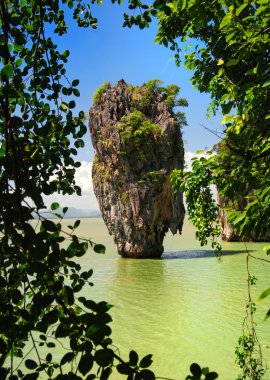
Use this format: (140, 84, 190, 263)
(218, 194, 270, 242)
(89, 80, 185, 258)
(218, 195, 245, 242)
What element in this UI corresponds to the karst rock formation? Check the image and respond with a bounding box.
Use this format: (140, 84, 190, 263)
(89, 79, 185, 258)
(219, 194, 270, 242)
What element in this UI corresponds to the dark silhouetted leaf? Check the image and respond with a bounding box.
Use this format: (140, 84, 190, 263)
(61, 352, 75, 365)
(25, 359, 38, 370)
(94, 348, 114, 367)
(117, 363, 132, 375)
(100, 367, 112, 380)
(139, 354, 153, 369)
(205, 372, 218, 380)
(78, 353, 93, 375)
(190, 363, 202, 378)
(129, 350, 139, 366)
(62, 285, 74, 306)
(22, 373, 39, 380)
(140, 369, 155, 380)
(93, 244, 105, 254)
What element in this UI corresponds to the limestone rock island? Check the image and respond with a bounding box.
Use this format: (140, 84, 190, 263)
(89, 79, 186, 258)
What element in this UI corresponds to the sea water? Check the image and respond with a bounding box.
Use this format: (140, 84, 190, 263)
(60, 217, 270, 380)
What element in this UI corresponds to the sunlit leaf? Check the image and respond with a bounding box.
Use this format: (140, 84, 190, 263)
(258, 288, 270, 302)
(51, 202, 60, 211)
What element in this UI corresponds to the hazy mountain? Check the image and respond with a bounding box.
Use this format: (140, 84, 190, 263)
(34, 207, 101, 219)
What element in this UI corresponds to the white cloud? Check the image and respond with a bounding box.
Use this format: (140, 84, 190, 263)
(74, 161, 94, 193)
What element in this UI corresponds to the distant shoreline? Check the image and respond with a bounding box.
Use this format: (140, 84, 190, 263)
(32, 207, 101, 219)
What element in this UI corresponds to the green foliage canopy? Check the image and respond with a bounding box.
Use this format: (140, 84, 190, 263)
(0, 1, 158, 379)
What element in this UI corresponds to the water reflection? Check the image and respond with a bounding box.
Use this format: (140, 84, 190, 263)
(162, 249, 255, 259)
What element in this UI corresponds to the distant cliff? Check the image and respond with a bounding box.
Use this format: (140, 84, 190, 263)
(219, 194, 270, 242)
(89, 79, 186, 258)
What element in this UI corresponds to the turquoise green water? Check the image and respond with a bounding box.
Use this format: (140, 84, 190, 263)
(62, 217, 270, 380)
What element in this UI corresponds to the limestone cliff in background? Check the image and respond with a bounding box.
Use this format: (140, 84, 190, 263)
(89, 79, 185, 258)
(218, 194, 270, 242)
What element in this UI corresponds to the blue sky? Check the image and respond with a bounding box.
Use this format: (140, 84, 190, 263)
(45, 2, 223, 211)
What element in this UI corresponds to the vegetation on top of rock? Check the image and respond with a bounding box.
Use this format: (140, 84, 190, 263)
(126, 79, 188, 125)
(118, 110, 161, 148)
(92, 81, 111, 105)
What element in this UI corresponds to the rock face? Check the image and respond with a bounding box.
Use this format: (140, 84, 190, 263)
(218, 194, 270, 242)
(218, 195, 245, 242)
(89, 80, 185, 258)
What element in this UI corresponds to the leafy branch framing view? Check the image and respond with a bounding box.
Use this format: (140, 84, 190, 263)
(0, 0, 269, 379)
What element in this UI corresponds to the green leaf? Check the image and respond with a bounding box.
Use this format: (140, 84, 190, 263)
(60, 102, 68, 110)
(72, 79, 79, 86)
(226, 58, 239, 67)
(0, 143, 5, 158)
(205, 372, 218, 380)
(78, 353, 94, 375)
(139, 354, 153, 369)
(264, 309, 270, 321)
(93, 244, 106, 254)
(262, 79, 270, 88)
(42, 310, 58, 325)
(33, 293, 54, 308)
(60, 352, 75, 365)
(220, 13, 232, 28)
(221, 114, 234, 124)
(263, 245, 270, 255)
(181, 0, 187, 10)
(235, 3, 248, 16)
(22, 374, 39, 380)
(1, 64, 13, 79)
(94, 348, 114, 367)
(15, 58, 23, 67)
(140, 369, 155, 380)
(74, 219, 80, 229)
(129, 350, 139, 366)
(257, 287, 270, 302)
(25, 359, 38, 370)
(73, 88, 80, 97)
(190, 363, 202, 378)
(47, 342, 56, 348)
(86, 375, 96, 380)
(220, 93, 230, 104)
(30, 242, 49, 260)
(62, 285, 74, 306)
(100, 367, 112, 380)
(43, 220, 58, 233)
(231, 213, 246, 227)
(75, 139, 85, 148)
(69, 100, 76, 108)
(117, 363, 132, 375)
(51, 202, 60, 211)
